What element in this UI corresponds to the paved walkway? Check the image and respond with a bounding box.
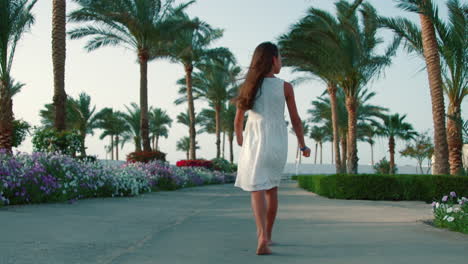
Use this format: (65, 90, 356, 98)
(1, 181, 467, 264)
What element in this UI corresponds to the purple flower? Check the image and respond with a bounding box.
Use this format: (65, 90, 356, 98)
(450, 191, 456, 198)
(442, 196, 448, 202)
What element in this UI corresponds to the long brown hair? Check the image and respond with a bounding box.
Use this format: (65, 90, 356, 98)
(234, 42, 279, 111)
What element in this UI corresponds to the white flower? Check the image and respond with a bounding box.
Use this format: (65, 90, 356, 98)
(447, 216, 454, 222)
(454, 207, 461, 213)
(436, 202, 440, 208)
(447, 207, 453, 213)
(443, 215, 448, 220)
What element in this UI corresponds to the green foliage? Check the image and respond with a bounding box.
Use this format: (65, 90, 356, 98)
(373, 157, 398, 174)
(31, 128, 82, 156)
(126, 151, 166, 163)
(296, 174, 468, 202)
(211, 158, 237, 173)
(400, 132, 434, 174)
(12, 119, 30, 148)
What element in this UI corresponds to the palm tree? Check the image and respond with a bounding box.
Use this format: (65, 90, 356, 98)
(149, 107, 173, 151)
(176, 54, 240, 158)
(384, 0, 450, 175)
(39, 93, 99, 156)
(309, 126, 327, 165)
(52, 0, 66, 131)
(222, 102, 237, 163)
(382, 0, 466, 175)
(280, 1, 396, 174)
(359, 123, 378, 165)
(376, 114, 418, 174)
(120, 103, 142, 152)
(176, 136, 199, 160)
(95, 108, 129, 160)
(69, 0, 194, 152)
(167, 11, 227, 160)
(308, 88, 387, 169)
(0, 0, 37, 152)
(177, 110, 203, 135)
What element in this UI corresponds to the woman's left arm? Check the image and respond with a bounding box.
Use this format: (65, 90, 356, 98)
(234, 108, 246, 146)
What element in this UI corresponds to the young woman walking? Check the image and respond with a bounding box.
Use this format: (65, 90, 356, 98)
(233, 42, 310, 255)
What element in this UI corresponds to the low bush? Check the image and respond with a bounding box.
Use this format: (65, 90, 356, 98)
(211, 158, 237, 173)
(127, 151, 166, 163)
(296, 174, 468, 202)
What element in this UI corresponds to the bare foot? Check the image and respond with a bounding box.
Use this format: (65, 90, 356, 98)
(256, 240, 272, 255)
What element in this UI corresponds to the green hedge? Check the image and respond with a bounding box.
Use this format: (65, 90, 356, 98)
(296, 174, 468, 202)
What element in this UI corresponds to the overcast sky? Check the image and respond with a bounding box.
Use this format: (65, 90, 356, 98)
(11, 0, 467, 166)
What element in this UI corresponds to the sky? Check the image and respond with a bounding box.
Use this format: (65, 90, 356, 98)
(10, 0, 468, 166)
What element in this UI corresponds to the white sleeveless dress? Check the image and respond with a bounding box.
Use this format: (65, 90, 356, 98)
(235, 77, 288, 191)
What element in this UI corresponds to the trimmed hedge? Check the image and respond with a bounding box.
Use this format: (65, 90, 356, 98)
(296, 174, 468, 202)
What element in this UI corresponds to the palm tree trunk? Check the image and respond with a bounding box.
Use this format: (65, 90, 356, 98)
(328, 83, 342, 173)
(340, 136, 347, 173)
(228, 132, 234, 163)
(80, 130, 86, 156)
(222, 131, 226, 159)
(152, 136, 156, 150)
(138, 49, 151, 152)
(314, 143, 318, 164)
(331, 141, 334, 164)
(156, 135, 160, 151)
(419, 4, 449, 175)
(320, 142, 323, 164)
(370, 143, 374, 166)
(52, 0, 67, 131)
(345, 96, 358, 174)
(447, 104, 463, 175)
(185, 64, 197, 160)
(389, 135, 396, 174)
(110, 136, 114, 160)
(186, 151, 189, 160)
(215, 104, 221, 159)
(0, 80, 13, 152)
(115, 135, 119, 160)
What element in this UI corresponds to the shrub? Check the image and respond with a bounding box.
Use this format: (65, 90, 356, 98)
(32, 128, 82, 156)
(12, 119, 30, 148)
(373, 157, 397, 174)
(126, 151, 166, 163)
(432, 192, 468, 234)
(211, 158, 237, 173)
(176, 159, 213, 169)
(296, 174, 468, 202)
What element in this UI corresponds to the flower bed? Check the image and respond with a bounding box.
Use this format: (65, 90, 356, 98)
(176, 159, 213, 169)
(432, 192, 468, 234)
(0, 151, 235, 206)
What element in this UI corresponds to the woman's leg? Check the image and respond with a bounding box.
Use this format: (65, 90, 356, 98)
(265, 187, 278, 244)
(251, 190, 271, 255)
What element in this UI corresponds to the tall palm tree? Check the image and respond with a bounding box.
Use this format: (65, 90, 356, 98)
(280, 1, 396, 174)
(95, 108, 129, 160)
(69, 0, 194, 152)
(308, 88, 387, 169)
(176, 55, 240, 158)
(149, 107, 172, 151)
(382, 0, 466, 175)
(120, 103, 142, 152)
(222, 102, 237, 163)
(177, 110, 203, 135)
(176, 136, 199, 160)
(0, 0, 37, 152)
(167, 11, 227, 160)
(386, 0, 450, 175)
(376, 113, 418, 174)
(52, 0, 66, 131)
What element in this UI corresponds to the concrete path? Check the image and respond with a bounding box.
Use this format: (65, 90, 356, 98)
(1, 181, 467, 264)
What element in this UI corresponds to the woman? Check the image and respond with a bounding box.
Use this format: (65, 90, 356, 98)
(233, 41, 310, 255)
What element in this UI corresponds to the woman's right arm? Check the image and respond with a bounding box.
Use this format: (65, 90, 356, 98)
(284, 82, 310, 157)
(234, 107, 246, 146)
